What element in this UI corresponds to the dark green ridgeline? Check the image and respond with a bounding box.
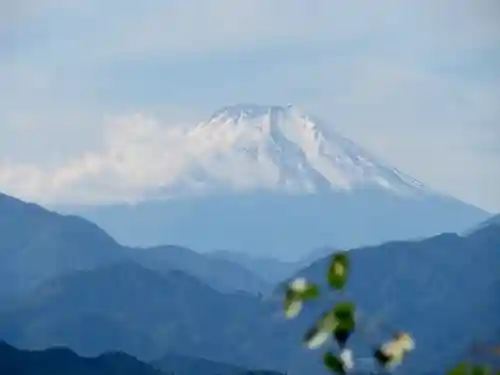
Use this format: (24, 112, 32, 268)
(0, 342, 286, 375)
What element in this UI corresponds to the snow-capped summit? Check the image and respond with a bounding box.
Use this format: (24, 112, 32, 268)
(72, 104, 488, 257)
(167, 104, 428, 197)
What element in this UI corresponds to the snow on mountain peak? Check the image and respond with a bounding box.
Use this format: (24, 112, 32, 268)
(157, 104, 428, 197)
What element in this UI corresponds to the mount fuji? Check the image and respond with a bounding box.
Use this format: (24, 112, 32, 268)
(67, 104, 488, 259)
(146, 104, 428, 198)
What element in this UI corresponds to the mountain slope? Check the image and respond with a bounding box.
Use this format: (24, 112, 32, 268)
(207, 247, 336, 284)
(1, 226, 498, 375)
(465, 212, 500, 235)
(0, 262, 278, 366)
(151, 353, 283, 375)
(482, 213, 500, 228)
(207, 250, 300, 284)
(276, 225, 500, 374)
(75, 189, 487, 259)
(0, 191, 269, 297)
(0, 192, 125, 297)
(128, 245, 270, 294)
(160, 104, 428, 196)
(68, 104, 488, 258)
(0, 341, 162, 375)
(0, 341, 285, 375)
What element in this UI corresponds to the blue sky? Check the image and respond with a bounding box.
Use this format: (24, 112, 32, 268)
(1, 0, 499, 210)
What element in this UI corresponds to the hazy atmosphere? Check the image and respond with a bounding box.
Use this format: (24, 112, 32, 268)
(2, 0, 499, 210)
(1, 2, 500, 375)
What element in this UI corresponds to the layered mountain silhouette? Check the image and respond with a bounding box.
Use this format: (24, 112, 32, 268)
(0, 188, 498, 375)
(0, 261, 278, 366)
(128, 245, 269, 294)
(0, 192, 269, 299)
(207, 250, 301, 285)
(276, 224, 500, 374)
(465, 212, 500, 235)
(0, 193, 124, 297)
(0, 342, 162, 375)
(207, 247, 335, 284)
(0, 342, 284, 375)
(65, 104, 489, 258)
(151, 353, 284, 375)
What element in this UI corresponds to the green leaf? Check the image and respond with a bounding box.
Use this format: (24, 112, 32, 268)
(301, 284, 320, 299)
(282, 280, 320, 319)
(324, 352, 346, 374)
(283, 296, 302, 319)
(334, 328, 351, 348)
(284, 288, 295, 301)
(283, 289, 302, 319)
(333, 302, 355, 322)
(334, 302, 356, 329)
(447, 362, 470, 375)
(286, 278, 319, 300)
(332, 302, 356, 348)
(471, 365, 491, 375)
(303, 310, 338, 349)
(328, 253, 349, 290)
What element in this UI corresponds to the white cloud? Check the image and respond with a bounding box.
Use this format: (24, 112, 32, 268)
(0, 114, 193, 204)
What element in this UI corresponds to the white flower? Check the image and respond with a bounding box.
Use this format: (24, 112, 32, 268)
(283, 278, 308, 319)
(290, 277, 308, 292)
(377, 332, 415, 369)
(396, 332, 415, 351)
(340, 348, 355, 370)
(380, 340, 405, 368)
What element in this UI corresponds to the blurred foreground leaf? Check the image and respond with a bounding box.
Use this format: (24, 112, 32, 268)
(328, 253, 349, 290)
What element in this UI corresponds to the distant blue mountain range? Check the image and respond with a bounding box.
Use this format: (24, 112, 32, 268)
(63, 189, 488, 260)
(0, 192, 276, 298)
(0, 341, 284, 375)
(0, 191, 498, 375)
